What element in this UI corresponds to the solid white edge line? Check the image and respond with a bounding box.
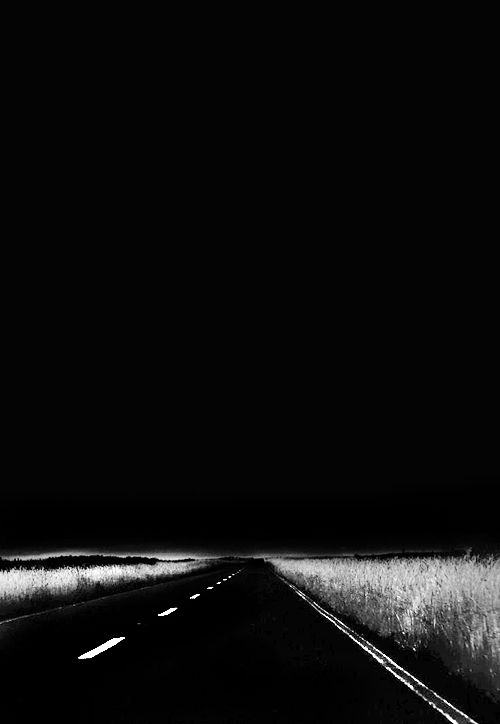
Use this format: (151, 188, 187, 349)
(275, 574, 479, 724)
(0, 575, 190, 628)
(190, 593, 200, 599)
(78, 637, 126, 659)
(158, 607, 178, 616)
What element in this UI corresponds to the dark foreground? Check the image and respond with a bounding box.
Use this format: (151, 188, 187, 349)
(0, 562, 487, 723)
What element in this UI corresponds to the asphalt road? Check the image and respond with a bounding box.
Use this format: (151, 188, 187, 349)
(0, 561, 476, 723)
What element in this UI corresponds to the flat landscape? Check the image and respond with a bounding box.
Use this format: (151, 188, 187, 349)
(1, 559, 497, 723)
(4, 181, 497, 723)
(0, 555, 219, 621)
(270, 553, 500, 704)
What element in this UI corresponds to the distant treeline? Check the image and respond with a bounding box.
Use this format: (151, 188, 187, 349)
(0, 555, 171, 570)
(0, 555, 251, 570)
(281, 547, 498, 560)
(352, 547, 499, 559)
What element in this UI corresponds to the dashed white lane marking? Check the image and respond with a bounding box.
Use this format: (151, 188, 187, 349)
(78, 637, 126, 659)
(158, 607, 178, 617)
(77, 572, 241, 661)
(276, 574, 478, 724)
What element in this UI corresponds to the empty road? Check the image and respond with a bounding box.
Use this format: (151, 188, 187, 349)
(0, 562, 486, 723)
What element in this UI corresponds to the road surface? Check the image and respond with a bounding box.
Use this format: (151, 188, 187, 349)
(0, 561, 484, 723)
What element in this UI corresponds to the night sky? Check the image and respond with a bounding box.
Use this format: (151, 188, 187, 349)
(4, 477, 497, 559)
(5, 14, 499, 561)
(3, 247, 498, 559)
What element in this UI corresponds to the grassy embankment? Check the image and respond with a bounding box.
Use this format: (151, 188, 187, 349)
(0, 556, 217, 621)
(269, 555, 500, 702)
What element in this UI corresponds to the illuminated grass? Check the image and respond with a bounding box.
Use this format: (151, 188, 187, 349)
(0, 559, 215, 620)
(269, 555, 500, 701)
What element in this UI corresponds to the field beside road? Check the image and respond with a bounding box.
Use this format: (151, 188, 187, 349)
(0, 556, 218, 621)
(0, 561, 458, 723)
(269, 554, 500, 702)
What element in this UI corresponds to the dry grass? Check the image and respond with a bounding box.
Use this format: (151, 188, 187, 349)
(269, 555, 500, 700)
(0, 559, 216, 620)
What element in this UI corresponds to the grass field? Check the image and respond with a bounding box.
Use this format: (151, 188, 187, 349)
(0, 558, 217, 621)
(269, 555, 500, 701)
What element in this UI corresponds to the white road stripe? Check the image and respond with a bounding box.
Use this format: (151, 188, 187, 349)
(207, 586, 214, 589)
(216, 582, 221, 585)
(158, 607, 178, 617)
(78, 637, 125, 660)
(190, 593, 200, 599)
(276, 574, 478, 724)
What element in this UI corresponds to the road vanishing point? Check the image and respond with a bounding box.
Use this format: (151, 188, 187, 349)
(0, 561, 485, 723)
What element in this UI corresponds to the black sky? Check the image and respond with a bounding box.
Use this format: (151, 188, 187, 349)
(4, 70, 498, 558)
(4, 258, 498, 557)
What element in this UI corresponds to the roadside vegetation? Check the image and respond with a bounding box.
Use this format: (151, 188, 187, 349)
(0, 556, 217, 621)
(269, 554, 500, 702)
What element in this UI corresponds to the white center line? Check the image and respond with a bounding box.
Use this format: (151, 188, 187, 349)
(158, 607, 178, 617)
(216, 582, 222, 585)
(78, 637, 125, 660)
(190, 593, 200, 599)
(207, 586, 214, 589)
